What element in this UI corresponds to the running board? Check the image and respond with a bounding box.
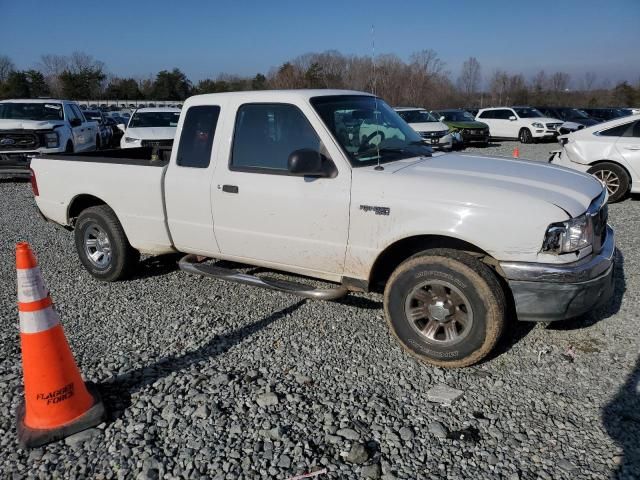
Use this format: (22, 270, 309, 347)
(178, 254, 349, 301)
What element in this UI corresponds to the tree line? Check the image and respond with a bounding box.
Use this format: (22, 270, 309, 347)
(0, 50, 638, 108)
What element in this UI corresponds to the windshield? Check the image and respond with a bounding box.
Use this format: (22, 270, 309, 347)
(395, 109, 437, 123)
(566, 108, 590, 119)
(513, 107, 544, 118)
(129, 111, 180, 128)
(439, 110, 476, 122)
(0, 102, 64, 121)
(84, 112, 102, 122)
(311, 95, 432, 166)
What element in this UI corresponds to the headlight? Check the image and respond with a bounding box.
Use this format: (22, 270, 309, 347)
(542, 213, 593, 254)
(124, 136, 139, 143)
(532, 122, 544, 129)
(44, 132, 58, 148)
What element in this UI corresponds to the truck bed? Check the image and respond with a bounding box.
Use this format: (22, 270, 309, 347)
(31, 147, 175, 255)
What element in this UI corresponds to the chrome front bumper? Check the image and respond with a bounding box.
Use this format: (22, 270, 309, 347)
(500, 226, 616, 321)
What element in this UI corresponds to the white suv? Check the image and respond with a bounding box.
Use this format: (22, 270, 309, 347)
(476, 107, 562, 143)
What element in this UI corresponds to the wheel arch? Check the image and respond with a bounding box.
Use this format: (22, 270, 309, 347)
(67, 194, 108, 226)
(368, 234, 503, 291)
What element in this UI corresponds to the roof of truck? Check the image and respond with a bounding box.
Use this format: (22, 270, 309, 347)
(133, 107, 181, 113)
(0, 98, 71, 104)
(187, 89, 373, 104)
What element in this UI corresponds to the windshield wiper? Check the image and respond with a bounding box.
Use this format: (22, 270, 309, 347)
(355, 147, 408, 159)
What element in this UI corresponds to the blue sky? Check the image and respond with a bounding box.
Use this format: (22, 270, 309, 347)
(3, 0, 639, 86)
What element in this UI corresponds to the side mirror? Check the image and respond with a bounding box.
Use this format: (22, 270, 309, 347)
(439, 116, 445, 122)
(70, 118, 82, 127)
(117, 123, 126, 132)
(508, 116, 517, 121)
(288, 149, 336, 178)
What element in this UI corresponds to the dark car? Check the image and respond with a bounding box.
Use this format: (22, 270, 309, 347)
(433, 109, 490, 146)
(104, 117, 124, 147)
(463, 107, 479, 117)
(82, 110, 112, 149)
(536, 107, 601, 134)
(582, 108, 632, 122)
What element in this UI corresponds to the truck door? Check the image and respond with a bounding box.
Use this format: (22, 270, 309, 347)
(64, 104, 85, 151)
(164, 105, 222, 256)
(211, 102, 351, 277)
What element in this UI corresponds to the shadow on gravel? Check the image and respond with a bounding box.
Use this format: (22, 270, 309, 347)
(546, 249, 625, 331)
(132, 253, 182, 279)
(603, 356, 640, 478)
(0, 177, 29, 183)
(97, 299, 306, 422)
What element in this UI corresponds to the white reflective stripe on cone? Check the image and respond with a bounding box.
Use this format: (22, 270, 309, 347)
(17, 267, 49, 303)
(19, 306, 60, 334)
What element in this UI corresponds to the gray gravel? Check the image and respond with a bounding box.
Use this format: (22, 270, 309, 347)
(1, 149, 639, 479)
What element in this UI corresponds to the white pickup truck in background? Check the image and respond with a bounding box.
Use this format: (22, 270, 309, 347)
(30, 90, 615, 367)
(0, 99, 98, 176)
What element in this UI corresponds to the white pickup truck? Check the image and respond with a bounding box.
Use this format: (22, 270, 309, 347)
(30, 90, 616, 367)
(0, 99, 98, 176)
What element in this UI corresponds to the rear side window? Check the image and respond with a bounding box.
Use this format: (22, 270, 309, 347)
(599, 122, 633, 137)
(631, 121, 640, 138)
(231, 103, 321, 173)
(477, 110, 493, 119)
(176, 106, 220, 168)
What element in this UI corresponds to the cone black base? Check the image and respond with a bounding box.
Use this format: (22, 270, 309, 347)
(16, 383, 106, 449)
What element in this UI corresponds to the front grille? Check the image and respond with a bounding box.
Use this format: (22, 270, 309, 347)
(141, 139, 173, 148)
(588, 192, 608, 254)
(419, 131, 447, 139)
(462, 128, 487, 135)
(0, 131, 39, 150)
(545, 123, 562, 130)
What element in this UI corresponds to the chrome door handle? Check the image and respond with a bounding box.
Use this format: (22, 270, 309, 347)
(624, 146, 640, 151)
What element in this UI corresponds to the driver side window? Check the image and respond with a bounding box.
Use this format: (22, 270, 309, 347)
(231, 103, 322, 173)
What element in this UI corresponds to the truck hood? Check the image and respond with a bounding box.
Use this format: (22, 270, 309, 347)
(125, 126, 176, 140)
(385, 153, 602, 217)
(0, 119, 65, 130)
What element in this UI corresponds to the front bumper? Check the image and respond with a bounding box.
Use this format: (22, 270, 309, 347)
(499, 226, 615, 321)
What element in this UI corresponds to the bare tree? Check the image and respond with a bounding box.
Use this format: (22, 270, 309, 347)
(582, 72, 597, 91)
(37, 54, 69, 96)
(0, 55, 15, 82)
(457, 57, 481, 98)
(489, 70, 510, 105)
(548, 72, 570, 92)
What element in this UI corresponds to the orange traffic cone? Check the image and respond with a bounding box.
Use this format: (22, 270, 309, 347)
(512, 147, 520, 158)
(15, 242, 105, 448)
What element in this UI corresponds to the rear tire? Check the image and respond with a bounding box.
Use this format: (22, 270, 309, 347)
(588, 162, 629, 203)
(74, 205, 139, 281)
(518, 128, 533, 144)
(384, 249, 506, 368)
(65, 141, 74, 153)
(96, 136, 101, 150)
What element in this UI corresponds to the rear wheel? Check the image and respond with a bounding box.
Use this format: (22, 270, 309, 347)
(65, 141, 74, 153)
(74, 205, 139, 281)
(384, 249, 506, 368)
(518, 128, 533, 144)
(96, 136, 101, 150)
(588, 162, 629, 203)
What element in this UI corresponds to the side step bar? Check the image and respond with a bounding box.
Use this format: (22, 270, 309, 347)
(178, 254, 349, 301)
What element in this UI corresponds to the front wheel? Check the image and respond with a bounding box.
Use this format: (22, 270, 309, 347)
(74, 205, 140, 281)
(518, 128, 533, 144)
(588, 162, 630, 203)
(384, 249, 506, 367)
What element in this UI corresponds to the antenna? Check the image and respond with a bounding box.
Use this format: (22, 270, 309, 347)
(371, 24, 383, 171)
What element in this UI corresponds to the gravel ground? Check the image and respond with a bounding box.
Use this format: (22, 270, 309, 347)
(0, 149, 638, 479)
(463, 139, 560, 162)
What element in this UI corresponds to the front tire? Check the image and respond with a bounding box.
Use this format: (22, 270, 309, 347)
(588, 162, 630, 203)
(384, 249, 506, 368)
(518, 128, 533, 144)
(74, 205, 139, 281)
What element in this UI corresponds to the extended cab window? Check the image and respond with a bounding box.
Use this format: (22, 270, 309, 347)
(231, 103, 321, 173)
(176, 106, 220, 168)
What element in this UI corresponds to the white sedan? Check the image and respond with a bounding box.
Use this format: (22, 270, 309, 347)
(550, 114, 640, 202)
(119, 107, 180, 149)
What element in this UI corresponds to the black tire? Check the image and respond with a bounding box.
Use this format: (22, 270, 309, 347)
(74, 205, 139, 281)
(587, 162, 630, 203)
(518, 128, 533, 144)
(96, 136, 101, 150)
(65, 141, 74, 153)
(384, 249, 506, 368)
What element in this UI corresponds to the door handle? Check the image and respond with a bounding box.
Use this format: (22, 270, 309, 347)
(222, 184, 239, 194)
(624, 146, 640, 151)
